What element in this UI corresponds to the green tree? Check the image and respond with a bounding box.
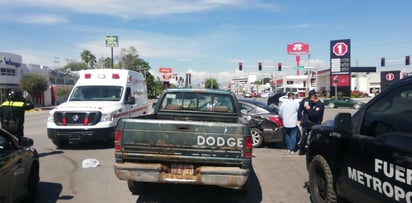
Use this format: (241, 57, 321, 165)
(19, 74, 49, 97)
(64, 61, 88, 71)
(80, 50, 96, 68)
(205, 78, 219, 89)
(263, 77, 271, 84)
(117, 46, 157, 97)
(118, 47, 140, 70)
(56, 86, 72, 103)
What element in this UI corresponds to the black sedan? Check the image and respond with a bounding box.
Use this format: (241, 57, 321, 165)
(238, 98, 284, 148)
(0, 129, 39, 203)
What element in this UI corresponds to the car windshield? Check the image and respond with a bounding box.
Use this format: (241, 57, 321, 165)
(68, 86, 123, 101)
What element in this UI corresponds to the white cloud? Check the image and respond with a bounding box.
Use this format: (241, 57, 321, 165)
(16, 14, 68, 24)
(9, 0, 277, 18)
(77, 33, 203, 59)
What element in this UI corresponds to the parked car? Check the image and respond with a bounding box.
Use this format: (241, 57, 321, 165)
(323, 96, 365, 109)
(267, 92, 285, 106)
(0, 129, 39, 203)
(238, 98, 284, 148)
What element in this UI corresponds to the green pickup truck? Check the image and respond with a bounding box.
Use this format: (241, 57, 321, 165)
(114, 88, 252, 194)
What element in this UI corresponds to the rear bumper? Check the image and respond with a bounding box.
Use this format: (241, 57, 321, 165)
(114, 162, 250, 189)
(47, 127, 115, 143)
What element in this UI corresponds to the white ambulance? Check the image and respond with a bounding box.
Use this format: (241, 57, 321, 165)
(47, 69, 149, 147)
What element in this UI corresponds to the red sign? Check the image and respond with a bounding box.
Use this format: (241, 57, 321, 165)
(386, 73, 395, 81)
(332, 42, 348, 56)
(331, 74, 350, 87)
(287, 42, 309, 55)
(159, 67, 172, 74)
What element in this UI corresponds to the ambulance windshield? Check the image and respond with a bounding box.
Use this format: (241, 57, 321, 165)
(69, 86, 123, 101)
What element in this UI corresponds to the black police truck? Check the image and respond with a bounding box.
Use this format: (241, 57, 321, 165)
(306, 76, 412, 203)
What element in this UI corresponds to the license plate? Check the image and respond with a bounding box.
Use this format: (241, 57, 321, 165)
(171, 164, 194, 175)
(69, 134, 81, 141)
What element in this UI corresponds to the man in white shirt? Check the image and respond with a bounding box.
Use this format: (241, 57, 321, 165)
(279, 92, 299, 153)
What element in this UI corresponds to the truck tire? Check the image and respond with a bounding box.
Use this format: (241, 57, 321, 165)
(309, 155, 337, 203)
(127, 180, 145, 195)
(250, 128, 264, 148)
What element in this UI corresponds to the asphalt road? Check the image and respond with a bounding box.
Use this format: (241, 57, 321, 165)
(25, 104, 356, 203)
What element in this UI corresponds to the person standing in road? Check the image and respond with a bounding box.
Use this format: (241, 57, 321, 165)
(279, 92, 300, 153)
(0, 89, 34, 138)
(298, 92, 324, 155)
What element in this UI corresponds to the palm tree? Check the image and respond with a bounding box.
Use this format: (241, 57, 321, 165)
(80, 50, 96, 68)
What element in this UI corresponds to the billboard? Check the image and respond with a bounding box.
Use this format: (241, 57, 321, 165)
(330, 39, 351, 97)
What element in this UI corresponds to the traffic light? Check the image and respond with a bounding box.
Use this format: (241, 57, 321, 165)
(406, 55, 410, 66)
(258, 62, 262, 71)
(239, 62, 243, 71)
(380, 57, 385, 67)
(278, 63, 282, 71)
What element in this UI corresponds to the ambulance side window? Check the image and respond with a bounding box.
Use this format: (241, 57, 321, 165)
(125, 87, 131, 103)
(361, 85, 412, 137)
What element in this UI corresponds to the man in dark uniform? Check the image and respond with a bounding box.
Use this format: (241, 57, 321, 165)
(0, 89, 34, 138)
(298, 90, 324, 155)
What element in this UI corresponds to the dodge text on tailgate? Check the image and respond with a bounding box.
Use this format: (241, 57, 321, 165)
(114, 89, 252, 194)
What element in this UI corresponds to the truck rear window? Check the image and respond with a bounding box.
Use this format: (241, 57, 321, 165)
(158, 92, 235, 113)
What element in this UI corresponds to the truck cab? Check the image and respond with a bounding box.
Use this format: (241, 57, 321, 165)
(307, 76, 412, 203)
(47, 69, 148, 147)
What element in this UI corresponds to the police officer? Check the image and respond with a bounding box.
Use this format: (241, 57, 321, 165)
(0, 89, 34, 138)
(298, 90, 324, 155)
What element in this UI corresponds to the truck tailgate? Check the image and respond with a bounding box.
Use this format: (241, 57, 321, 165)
(117, 119, 247, 165)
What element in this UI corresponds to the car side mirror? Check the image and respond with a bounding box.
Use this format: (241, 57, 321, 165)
(126, 96, 135, 105)
(19, 137, 34, 147)
(334, 113, 353, 136)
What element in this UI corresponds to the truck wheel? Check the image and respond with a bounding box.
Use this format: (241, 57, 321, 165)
(309, 155, 337, 203)
(127, 180, 145, 195)
(52, 138, 68, 148)
(250, 128, 264, 148)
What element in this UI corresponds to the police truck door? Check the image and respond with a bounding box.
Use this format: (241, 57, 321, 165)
(338, 84, 412, 203)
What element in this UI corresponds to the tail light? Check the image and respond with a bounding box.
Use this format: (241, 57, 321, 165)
(244, 135, 252, 158)
(268, 116, 283, 127)
(114, 130, 122, 151)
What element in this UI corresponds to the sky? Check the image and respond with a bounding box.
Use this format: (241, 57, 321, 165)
(1, 0, 411, 86)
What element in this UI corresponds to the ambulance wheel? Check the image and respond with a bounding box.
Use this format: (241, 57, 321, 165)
(250, 128, 264, 148)
(309, 155, 337, 203)
(52, 138, 69, 148)
(128, 181, 145, 195)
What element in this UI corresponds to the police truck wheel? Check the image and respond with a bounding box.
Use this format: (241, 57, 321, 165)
(250, 128, 264, 148)
(309, 155, 337, 203)
(127, 181, 145, 195)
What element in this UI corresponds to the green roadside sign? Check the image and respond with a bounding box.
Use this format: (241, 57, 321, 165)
(295, 66, 305, 69)
(106, 36, 119, 47)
